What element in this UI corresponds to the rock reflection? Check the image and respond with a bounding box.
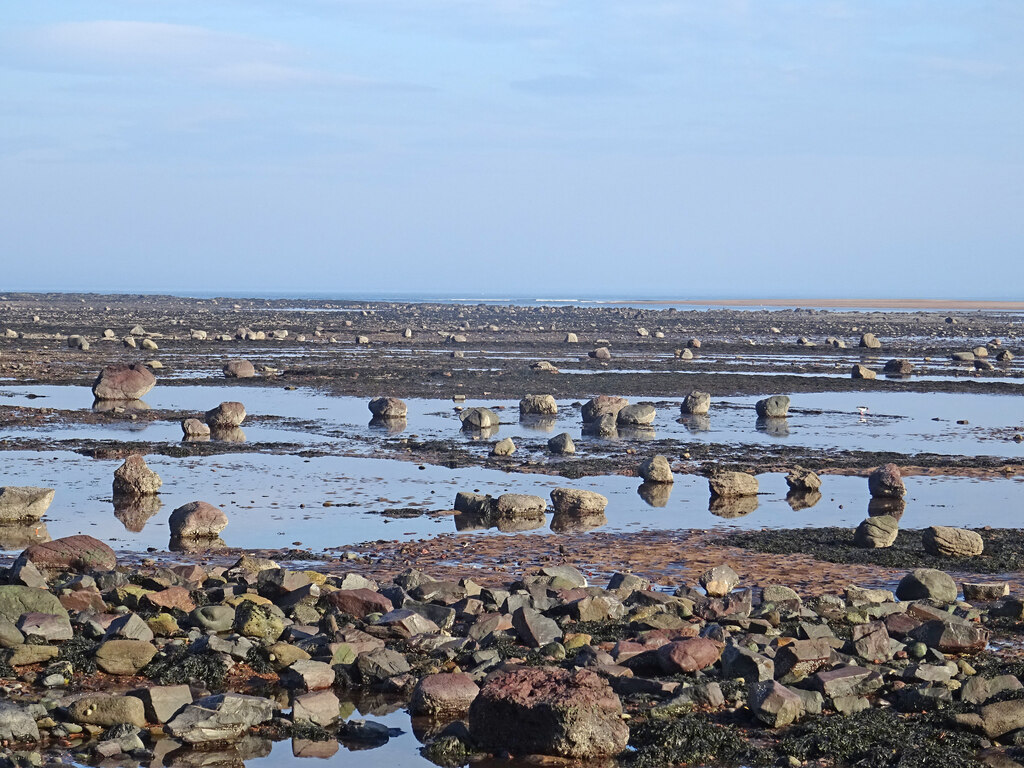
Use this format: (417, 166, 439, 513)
(495, 510, 545, 533)
(868, 497, 906, 519)
(786, 490, 822, 511)
(678, 414, 710, 433)
(637, 482, 672, 507)
(616, 425, 656, 441)
(550, 510, 607, 533)
(755, 417, 790, 437)
(369, 416, 407, 434)
(92, 398, 150, 412)
(519, 415, 557, 433)
(211, 427, 247, 443)
(0, 522, 50, 550)
(454, 512, 491, 532)
(113, 494, 162, 532)
(582, 415, 617, 439)
(292, 739, 339, 758)
(162, 735, 271, 767)
(709, 495, 759, 518)
(462, 425, 499, 440)
(169, 535, 228, 553)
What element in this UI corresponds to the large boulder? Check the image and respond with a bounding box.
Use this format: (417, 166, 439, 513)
(884, 359, 914, 375)
(166, 693, 274, 744)
(851, 364, 876, 380)
(112, 455, 162, 497)
(519, 395, 558, 416)
(550, 488, 607, 515)
(0, 487, 55, 523)
(410, 672, 479, 719)
(459, 407, 499, 430)
(854, 516, 899, 548)
(0, 701, 40, 743)
(92, 364, 156, 401)
(785, 468, 821, 493)
(895, 569, 958, 603)
(860, 333, 882, 349)
(169, 501, 228, 539)
(547, 433, 576, 455)
(755, 395, 790, 418)
(205, 402, 246, 428)
(638, 455, 673, 484)
(923, 526, 984, 557)
(681, 391, 711, 415)
(19, 535, 116, 573)
(708, 471, 758, 498)
(581, 396, 628, 423)
(617, 403, 656, 426)
(68, 695, 146, 728)
(868, 464, 906, 498)
(0, 586, 69, 625)
(468, 666, 629, 759)
(369, 397, 407, 419)
(223, 359, 256, 378)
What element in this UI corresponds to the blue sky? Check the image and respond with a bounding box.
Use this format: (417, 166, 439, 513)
(1, 1, 1021, 297)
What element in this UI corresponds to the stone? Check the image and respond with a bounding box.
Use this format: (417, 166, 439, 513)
(656, 638, 722, 673)
(282, 660, 336, 691)
(0, 701, 40, 743)
(326, 588, 394, 618)
(181, 418, 211, 438)
(962, 675, 1023, 705)
(851, 364, 876, 379)
(459, 407, 499, 429)
(512, 607, 563, 648)
(0, 487, 55, 523)
(854, 516, 899, 548)
(469, 666, 629, 759)
(774, 638, 834, 682)
(785, 468, 821, 493)
(96, 639, 158, 675)
(169, 501, 228, 539)
(190, 604, 236, 632)
(410, 672, 480, 718)
(700, 564, 740, 597)
(923, 526, 984, 557)
(547, 433, 576, 454)
(755, 395, 790, 418)
(355, 647, 412, 683)
(749, 680, 803, 727)
(977, 699, 1024, 739)
(868, 463, 906, 498)
(165, 693, 274, 744)
(708, 471, 758, 498)
(0, 585, 68, 625)
(19, 535, 116, 573)
(909, 619, 989, 654)
(233, 601, 285, 641)
(292, 690, 340, 726)
(564, 333, 578, 343)
(884, 359, 914, 375)
(69, 695, 146, 728)
(9, 644, 58, 666)
(617, 403, 656, 425)
(132, 685, 193, 723)
(112, 455, 162, 496)
(638, 455, 673, 484)
(369, 396, 407, 419)
(377, 608, 440, 638)
(490, 437, 516, 456)
(583, 413, 618, 437)
(92, 364, 156, 400)
(963, 582, 1009, 602)
(223, 359, 256, 378)
(205, 401, 246, 428)
(581, 396, 628, 423)
(681, 390, 711, 415)
(550, 488, 607, 515)
(859, 333, 882, 348)
(896, 569, 958, 603)
(17, 611, 72, 641)
(519, 394, 558, 416)
(589, 346, 611, 360)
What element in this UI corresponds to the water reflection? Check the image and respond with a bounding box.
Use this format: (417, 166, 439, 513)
(169, 535, 228, 553)
(452, 509, 546, 533)
(519, 415, 557, 433)
(617, 425, 656, 441)
(113, 495, 162, 532)
(211, 427, 247, 443)
(92, 398, 150, 413)
(637, 482, 672, 507)
(786, 490, 822, 511)
(868, 497, 906, 520)
(462, 426, 499, 440)
(158, 733, 271, 767)
(709, 495, 759, 518)
(0, 522, 50, 549)
(292, 739, 339, 758)
(755, 417, 790, 437)
(550, 509, 607, 533)
(369, 416, 407, 435)
(678, 414, 710, 433)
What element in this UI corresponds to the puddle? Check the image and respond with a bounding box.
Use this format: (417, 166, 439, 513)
(1, 450, 1022, 553)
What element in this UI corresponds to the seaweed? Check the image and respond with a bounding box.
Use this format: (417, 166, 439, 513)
(142, 647, 227, 688)
(625, 713, 770, 768)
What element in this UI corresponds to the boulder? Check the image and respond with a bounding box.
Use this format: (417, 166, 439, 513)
(165, 693, 274, 744)
(589, 347, 611, 360)
(581, 396, 628, 423)
(681, 391, 711, 415)
(0, 586, 68, 626)
(700, 564, 740, 597)
(0, 701, 40, 743)
(550, 488, 607, 515)
(410, 672, 480, 719)
(459, 407, 499, 429)
(859, 333, 882, 349)
(19, 535, 116, 573)
(223, 359, 256, 378)
(868, 463, 906, 498)
(92, 364, 156, 400)
(755, 395, 790, 418)
(181, 418, 211, 438)
(617, 403, 656, 426)
(851, 364, 876, 380)
(785, 468, 821, 493)
(95, 639, 158, 675)
(169, 501, 228, 539)
(112, 455, 162, 497)
(0, 487, 54, 523)
(749, 680, 803, 727)
(547, 433, 576, 455)
(490, 438, 516, 457)
(884, 359, 914, 375)
(369, 397, 407, 419)
(922, 526, 984, 557)
(854, 516, 899, 548)
(205, 402, 246, 428)
(519, 394, 558, 416)
(895, 569, 958, 603)
(638, 455, 673, 484)
(292, 690, 341, 727)
(69, 695, 146, 728)
(564, 333, 578, 343)
(468, 666, 629, 758)
(708, 471, 758, 498)
(657, 638, 722, 673)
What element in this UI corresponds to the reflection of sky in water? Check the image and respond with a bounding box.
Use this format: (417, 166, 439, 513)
(1, 450, 1022, 553)
(0, 386, 1022, 458)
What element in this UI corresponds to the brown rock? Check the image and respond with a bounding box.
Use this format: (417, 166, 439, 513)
(92, 364, 156, 401)
(112, 455, 162, 497)
(205, 401, 246, 428)
(20, 535, 116, 573)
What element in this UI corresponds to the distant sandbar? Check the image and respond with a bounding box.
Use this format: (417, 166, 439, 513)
(628, 298, 1024, 310)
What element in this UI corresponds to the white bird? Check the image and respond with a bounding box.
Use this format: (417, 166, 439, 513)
(857, 406, 869, 421)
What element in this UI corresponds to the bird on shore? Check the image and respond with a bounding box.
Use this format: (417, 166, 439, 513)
(857, 406, 869, 421)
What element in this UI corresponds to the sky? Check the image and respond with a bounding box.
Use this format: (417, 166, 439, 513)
(1, 1, 1022, 298)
